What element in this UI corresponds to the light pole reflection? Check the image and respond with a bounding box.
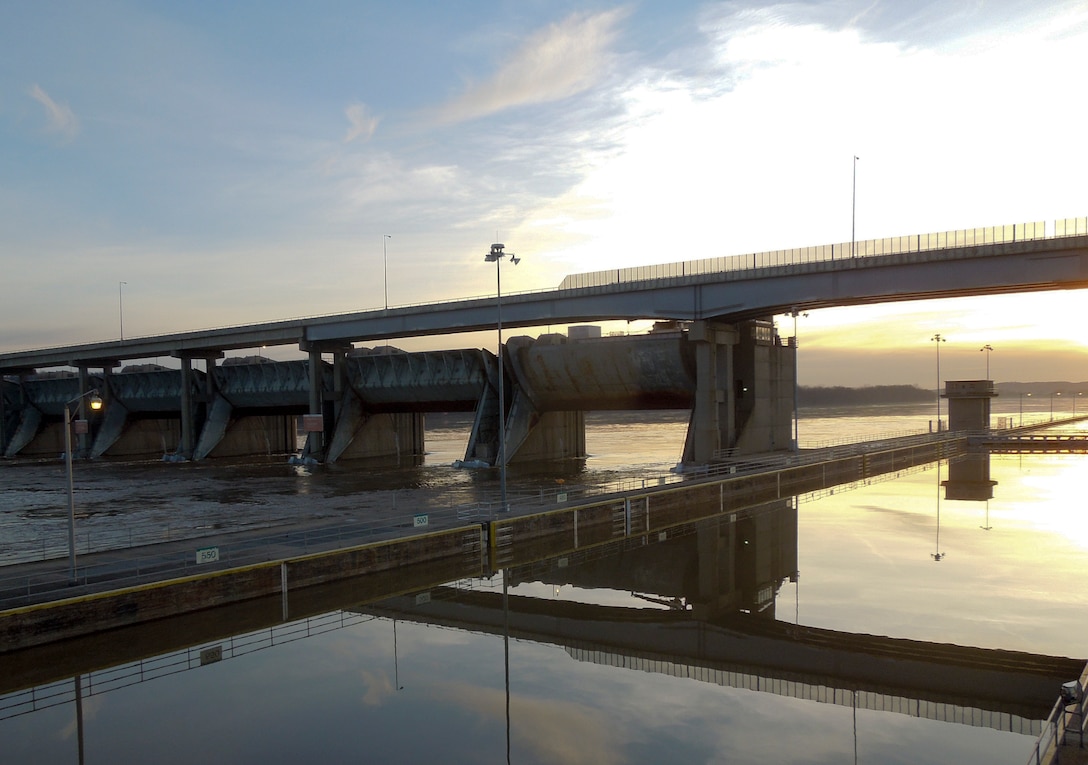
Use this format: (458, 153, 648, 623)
(932, 460, 945, 561)
(393, 619, 403, 691)
(503, 569, 511, 764)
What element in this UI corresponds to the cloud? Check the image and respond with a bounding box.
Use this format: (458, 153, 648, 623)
(28, 83, 79, 141)
(435, 9, 627, 125)
(344, 102, 380, 143)
(432, 681, 625, 765)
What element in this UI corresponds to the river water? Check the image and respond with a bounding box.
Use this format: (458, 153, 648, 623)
(1, 403, 1086, 764)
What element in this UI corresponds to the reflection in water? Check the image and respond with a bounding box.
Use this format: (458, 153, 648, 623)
(74, 674, 84, 765)
(932, 460, 944, 562)
(939, 451, 1001, 548)
(1, 453, 1085, 764)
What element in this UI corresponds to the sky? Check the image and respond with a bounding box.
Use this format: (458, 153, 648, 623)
(2, 0, 1087, 386)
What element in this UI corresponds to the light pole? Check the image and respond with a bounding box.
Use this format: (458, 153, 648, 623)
(852, 155, 859, 258)
(931, 333, 946, 431)
(118, 281, 127, 343)
(64, 389, 104, 584)
(1051, 391, 1060, 421)
(383, 235, 391, 310)
(1077, 392, 1082, 416)
(979, 344, 993, 379)
(485, 242, 519, 514)
(790, 307, 807, 451)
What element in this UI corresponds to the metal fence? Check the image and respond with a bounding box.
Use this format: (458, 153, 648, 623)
(0, 609, 376, 722)
(1025, 689, 1086, 765)
(558, 217, 1086, 291)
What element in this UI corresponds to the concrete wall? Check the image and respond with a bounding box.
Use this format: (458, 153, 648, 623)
(209, 414, 298, 457)
(0, 525, 485, 652)
(335, 412, 425, 460)
(104, 418, 181, 458)
(510, 410, 586, 463)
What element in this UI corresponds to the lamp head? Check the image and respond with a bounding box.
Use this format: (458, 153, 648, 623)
(89, 392, 103, 411)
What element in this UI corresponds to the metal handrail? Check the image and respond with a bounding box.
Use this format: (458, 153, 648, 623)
(1025, 689, 1086, 765)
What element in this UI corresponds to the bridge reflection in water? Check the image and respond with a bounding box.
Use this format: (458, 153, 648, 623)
(1, 461, 1079, 743)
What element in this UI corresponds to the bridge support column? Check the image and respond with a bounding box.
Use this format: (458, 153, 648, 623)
(731, 321, 795, 455)
(0, 376, 9, 454)
(2, 373, 40, 459)
(75, 365, 91, 458)
(172, 351, 221, 461)
(179, 358, 194, 459)
(304, 348, 324, 459)
(465, 345, 586, 465)
(295, 342, 353, 461)
(685, 321, 738, 464)
(327, 405, 425, 462)
(506, 405, 586, 463)
(684, 320, 795, 463)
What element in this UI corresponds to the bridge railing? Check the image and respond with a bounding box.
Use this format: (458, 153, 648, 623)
(1024, 688, 1086, 765)
(558, 217, 1086, 291)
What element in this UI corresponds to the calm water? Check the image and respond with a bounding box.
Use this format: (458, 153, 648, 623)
(1, 405, 1086, 764)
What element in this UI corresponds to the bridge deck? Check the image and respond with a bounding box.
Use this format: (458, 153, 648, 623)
(1, 221, 1086, 371)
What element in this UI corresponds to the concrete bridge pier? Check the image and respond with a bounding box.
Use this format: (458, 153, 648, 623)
(322, 347, 426, 463)
(1, 371, 33, 458)
(303, 347, 325, 460)
(178, 357, 194, 459)
(684, 321, 738, 464)
(464, 348, 506, 465)
(75, 365, 93, 458)
(466, 339, 588, 466)
(65, 362, 117, 459)
(175, 352, 222, 460)
(683, 319, 795, 464)
(325, 393, 426, 463)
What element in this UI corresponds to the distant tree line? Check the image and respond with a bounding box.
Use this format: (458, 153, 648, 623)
(798, 385, 932, 406)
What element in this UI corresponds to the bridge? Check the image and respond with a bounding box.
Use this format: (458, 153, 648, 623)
(978, 431, 1088, 453)
(2, 217, 1086, 464)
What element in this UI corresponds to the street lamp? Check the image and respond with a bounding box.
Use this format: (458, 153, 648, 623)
(65, 389, 104, 584)
(485, 242, 520, 514)
(979, 344, 993, 379)
(118, 281, 127, 343)
(931, 333, 946, 431)
(1051, 391, 1060, 421)
(383, 235, 392, 310)
(790, 307, 807, 451)
(852, 155, 859, 258)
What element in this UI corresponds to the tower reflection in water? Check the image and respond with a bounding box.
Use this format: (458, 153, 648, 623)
(938, 450, 1000, 557)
